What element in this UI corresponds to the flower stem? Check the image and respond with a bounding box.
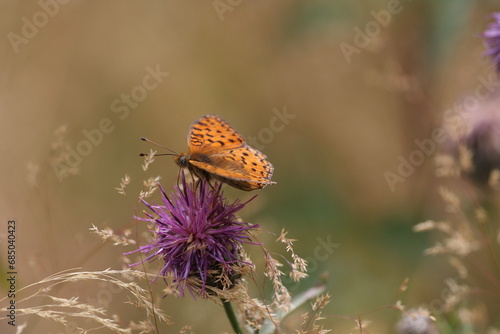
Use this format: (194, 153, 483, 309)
(222, 299, 243, 334)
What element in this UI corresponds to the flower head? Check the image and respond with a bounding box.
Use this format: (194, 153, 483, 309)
(129, 171, 259, 297)
(461, 104, 500, 184)
(444, 94, 500, 185)
(396, 308, 438, 334)
(483, 12, 500, 72)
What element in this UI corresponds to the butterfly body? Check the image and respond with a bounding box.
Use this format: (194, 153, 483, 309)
(174, 115, 275, 191)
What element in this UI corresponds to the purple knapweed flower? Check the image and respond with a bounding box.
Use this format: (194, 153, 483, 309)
(483, 13, 500, 72)
(129, 171, 259, 297)
(460, 95, 500, 184)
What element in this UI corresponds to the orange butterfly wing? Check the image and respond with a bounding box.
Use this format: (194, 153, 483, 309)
(187, 115, 245, 152)
(190, 145, 275, 191)
(184, 115, 275, 191)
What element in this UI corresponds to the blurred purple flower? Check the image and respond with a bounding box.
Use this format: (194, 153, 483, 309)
(462, 107, 500, 184)
(128, 171, 259, 297)
(447, 94, 500, 185)
(483, 12, 500, 72)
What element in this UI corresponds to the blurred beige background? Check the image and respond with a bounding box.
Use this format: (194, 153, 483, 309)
(0, 0, 497, 333)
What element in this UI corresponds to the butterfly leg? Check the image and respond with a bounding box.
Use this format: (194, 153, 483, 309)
(195, 174, 221, 194)
(187, 165, 225, 194)
(176, 167, 182, 187)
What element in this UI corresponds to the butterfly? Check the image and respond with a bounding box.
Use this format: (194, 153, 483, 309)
(173, 115, 275, 191)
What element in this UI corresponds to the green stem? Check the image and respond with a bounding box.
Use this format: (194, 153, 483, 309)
(222, 299, 243, 334)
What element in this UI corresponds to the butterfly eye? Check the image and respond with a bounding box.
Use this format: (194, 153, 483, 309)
(178, 155, 188, 167)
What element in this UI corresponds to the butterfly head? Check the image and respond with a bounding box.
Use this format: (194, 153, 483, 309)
(174, 153, 189, 167)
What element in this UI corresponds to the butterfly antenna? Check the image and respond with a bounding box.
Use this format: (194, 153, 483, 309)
(139, 153, 176, 157)
(140, 137, 178, 155)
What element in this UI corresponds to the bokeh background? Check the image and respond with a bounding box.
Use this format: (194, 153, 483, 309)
(1, 0, 499, 333)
